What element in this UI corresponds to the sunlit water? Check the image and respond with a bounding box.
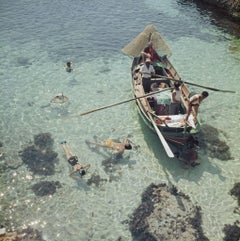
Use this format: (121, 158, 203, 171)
(0, 0, 240, 240)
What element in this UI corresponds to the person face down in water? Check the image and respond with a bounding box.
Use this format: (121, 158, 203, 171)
(61, 141, 90, 178)
(87, 138, 132, 157)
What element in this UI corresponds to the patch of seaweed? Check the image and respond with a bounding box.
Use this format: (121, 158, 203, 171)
(86, 173, 108, 187)
(230, 182, 240, 205)
(34, 133, 53, 150)
(129, 183, 209, 241)
(223, 222, 240, 241)
(129, 183, 156, 241)
(199, 124, 232, 160)
(19, 133, 58, 175)
(18, 226, 46, 241)
(0, 199, 11, 229)
(0, 226, 46, 241)
(188, 206, 209, 241)
(31, 181, 62, 196)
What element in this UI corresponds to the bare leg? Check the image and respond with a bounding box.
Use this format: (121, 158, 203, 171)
(86, 141, 107, 148)
(193, 106, 199, 121)
(185, 105, 192, 121)
(61, 143, 75, 160)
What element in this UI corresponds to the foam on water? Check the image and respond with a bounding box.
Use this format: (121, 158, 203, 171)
(0, 0, 240, 240)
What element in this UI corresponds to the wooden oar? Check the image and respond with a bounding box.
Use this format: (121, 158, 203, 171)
(67, 88, 171, 118)
(147, 111, 175, 158)
(156, 75, 236, 93)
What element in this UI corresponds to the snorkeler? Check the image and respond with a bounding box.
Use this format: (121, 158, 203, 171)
(87, 138, 132, 157)
(65, 61, 73, 72)
(50, 93, 69, 104)
(61, 141, 90, 178)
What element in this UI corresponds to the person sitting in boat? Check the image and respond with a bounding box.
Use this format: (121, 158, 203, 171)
(65, 61, 73, 72)
(150, 82, 170, 115)
(150, 82, 167, 92)
(61, 141, 90, 178)
(150, 82, 167, 103)
(139, 58, 155, 93)
(184, 91, 209, 123)
(87, 138, 132, 158)
(169, 81, 182, 115)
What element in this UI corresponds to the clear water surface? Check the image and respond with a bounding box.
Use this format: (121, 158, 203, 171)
(0, 0, 240, 240)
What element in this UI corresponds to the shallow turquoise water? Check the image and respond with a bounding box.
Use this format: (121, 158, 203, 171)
(0, 0, 240, 240)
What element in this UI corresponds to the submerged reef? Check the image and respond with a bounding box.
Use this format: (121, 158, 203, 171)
(194, 0, 240, 20)
(199, 124, 232, 160)
(230, 182, 240, 205)
(129, 183, 209, 241)
(34, 133, 53, 150)
(31, 181, 62, 196)
(0, 141, 4, 162)
(19, 133, 58, 175)
(223, 222, 240, 241)
(223, 184, 240, 240)
(0, 226, 46, 241)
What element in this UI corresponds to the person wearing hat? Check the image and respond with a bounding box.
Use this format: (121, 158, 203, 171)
(184, 91, 209, 123)
(139, 58, 155, 93)
(169, 81, 182, 115)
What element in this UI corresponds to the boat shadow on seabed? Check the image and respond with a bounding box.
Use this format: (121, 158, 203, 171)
(138, 114, 226, 180)
(170, 135, 200, 167)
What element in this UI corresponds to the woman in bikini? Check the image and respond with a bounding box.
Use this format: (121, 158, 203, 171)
(61, 141, 90, 178)
(185, 91, 209, 123)
(87, 138, 132, 157)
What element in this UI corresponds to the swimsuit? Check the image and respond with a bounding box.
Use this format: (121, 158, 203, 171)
(104, 139, 113, 147)
(68, 156, 78, 166)
(191, 103, 199, 107)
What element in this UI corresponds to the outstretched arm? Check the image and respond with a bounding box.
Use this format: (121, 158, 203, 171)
(82, 164, 91, 170)
(69, 170, 78, 179)
(141, 51, 151, 59)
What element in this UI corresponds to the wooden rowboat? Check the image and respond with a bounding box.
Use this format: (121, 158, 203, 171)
(122, 25, 200, 162)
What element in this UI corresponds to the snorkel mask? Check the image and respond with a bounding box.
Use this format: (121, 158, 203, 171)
(125, 139, 132, 150)
(79, 169, 86, 177)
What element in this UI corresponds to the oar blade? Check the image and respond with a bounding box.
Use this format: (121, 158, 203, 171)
(147, 112, 175, 158)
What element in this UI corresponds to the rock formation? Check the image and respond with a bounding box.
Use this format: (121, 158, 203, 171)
(194, 0, 240, 20)
(129, 183, 209, 241)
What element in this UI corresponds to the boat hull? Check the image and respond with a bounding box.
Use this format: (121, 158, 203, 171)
(122, 24, 201, 162)
(131, 55, 200, 160)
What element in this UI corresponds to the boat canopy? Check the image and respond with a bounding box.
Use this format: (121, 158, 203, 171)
(122, 24, 172, 58)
